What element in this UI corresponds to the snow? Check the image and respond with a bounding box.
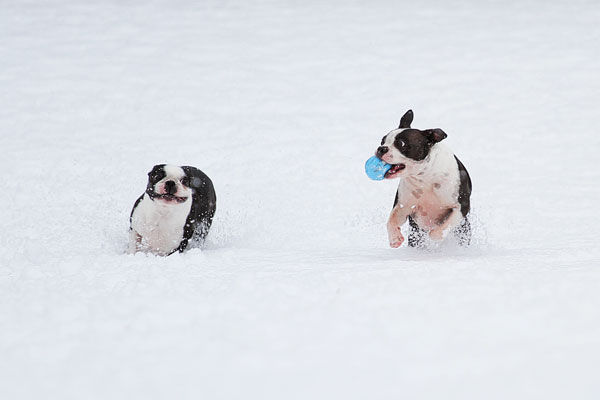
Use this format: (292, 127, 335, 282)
(1, 0, 600, 398)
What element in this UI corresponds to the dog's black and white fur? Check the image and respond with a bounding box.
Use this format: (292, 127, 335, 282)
(128, 164, 216, 256)
(376, 110, 472, 248)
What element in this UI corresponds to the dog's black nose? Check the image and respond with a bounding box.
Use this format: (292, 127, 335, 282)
(164, 180, 177, 194)
(376, 146, 389, 157)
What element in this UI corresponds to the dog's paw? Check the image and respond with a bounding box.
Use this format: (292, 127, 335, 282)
(388, 228, 404, 248)
(428, 228, 445, 241)
(390, 239, 404, 248)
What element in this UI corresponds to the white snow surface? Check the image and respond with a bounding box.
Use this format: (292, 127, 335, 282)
(1, 0, 600, 398)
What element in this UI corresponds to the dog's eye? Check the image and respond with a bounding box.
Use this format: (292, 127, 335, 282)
(181, 177, 190, 186)
(381, 137, 386, 145)
(149, 170, 165, 182)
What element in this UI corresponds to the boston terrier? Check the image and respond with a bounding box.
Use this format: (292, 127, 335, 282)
(375, 110, 472, 248)
(128, 164, 216, 256)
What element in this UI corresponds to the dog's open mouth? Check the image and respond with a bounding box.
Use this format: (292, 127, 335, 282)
(155, 194, 188, 203)
(385, 163, 406, 178)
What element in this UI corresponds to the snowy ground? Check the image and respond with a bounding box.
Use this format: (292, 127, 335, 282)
(1, 0, 600, 398)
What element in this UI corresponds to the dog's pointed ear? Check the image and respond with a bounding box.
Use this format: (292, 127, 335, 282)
(398, 109, 414, 129)
(181, 166, 204, 189)
(424, 128, 447, 143)
(148, 166, 158, 176)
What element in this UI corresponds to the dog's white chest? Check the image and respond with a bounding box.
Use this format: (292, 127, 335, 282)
(397, 144, 461, 229)
(131, 195, 192, 255)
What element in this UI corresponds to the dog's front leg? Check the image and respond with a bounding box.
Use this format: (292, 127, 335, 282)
(127, 229, 142, 254)
(387, 205, 411, 248)
(429, 207, 462, 241)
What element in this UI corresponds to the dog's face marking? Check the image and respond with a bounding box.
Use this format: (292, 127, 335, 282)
(146, 164, 192, 204)
(375, 110, 448, 179)
(382, 128, 440, 161)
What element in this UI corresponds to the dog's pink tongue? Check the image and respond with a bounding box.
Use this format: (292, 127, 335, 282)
(391, 164, 405, 172)
(384, 164, 406, 178)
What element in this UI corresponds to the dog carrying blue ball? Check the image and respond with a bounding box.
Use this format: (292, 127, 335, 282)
(365, 156, 391, 181)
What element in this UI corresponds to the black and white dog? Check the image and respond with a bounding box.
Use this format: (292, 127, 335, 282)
(128, 164, 216, 256)
(376, 110, 472, 248)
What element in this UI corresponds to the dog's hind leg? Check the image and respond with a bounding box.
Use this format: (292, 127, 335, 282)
(407, 215, 426, 248)
(454, 216, 472, 246)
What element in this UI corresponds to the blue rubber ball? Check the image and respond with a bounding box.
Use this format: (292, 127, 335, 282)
(365, 156, 391, 181)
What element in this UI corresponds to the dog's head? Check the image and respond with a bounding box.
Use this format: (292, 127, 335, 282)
(145, 164, 192, 204)
(375, 110, 447, 179)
